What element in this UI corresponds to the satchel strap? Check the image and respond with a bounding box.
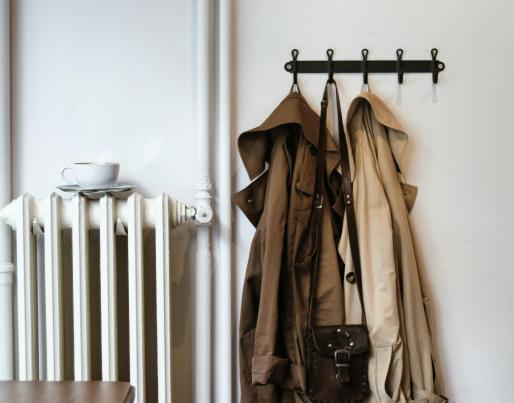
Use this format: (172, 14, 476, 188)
(332, 83, 367, 326)
(306, 80, 329, 328)
(307, 79, 367, 328)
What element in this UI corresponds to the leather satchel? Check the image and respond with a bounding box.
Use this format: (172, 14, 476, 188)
(305, 79, 370, 402)
(307, 325, 369, 401)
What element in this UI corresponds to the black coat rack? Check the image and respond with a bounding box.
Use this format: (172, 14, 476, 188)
(285, 48, 445, 86)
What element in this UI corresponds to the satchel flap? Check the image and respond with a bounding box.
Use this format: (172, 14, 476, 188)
(311, 324, 369, 356)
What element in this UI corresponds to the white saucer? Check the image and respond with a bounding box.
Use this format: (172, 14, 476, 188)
(57, 184, 134, 193)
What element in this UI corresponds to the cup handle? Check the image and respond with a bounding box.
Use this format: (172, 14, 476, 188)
(61, 167, 75, 184)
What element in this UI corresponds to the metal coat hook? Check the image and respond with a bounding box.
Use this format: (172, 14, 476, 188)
(396, 49, 404, 84)
(431, 48, 444, 103)
(431, 48, 442, 84)
(290, 49, 301, 94)
(327, 48, 335, 82)
(361, 49, 369, 91)
(396, 48, 404, 105)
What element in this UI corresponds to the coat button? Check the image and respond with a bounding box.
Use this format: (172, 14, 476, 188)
(346, 272, 356, 284)
(247, 198, 253, 205)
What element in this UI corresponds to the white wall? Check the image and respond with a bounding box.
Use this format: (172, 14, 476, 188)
(12, 0, 196, 201)
(234, 1, 514, 403)
(8, 0, 514, 402)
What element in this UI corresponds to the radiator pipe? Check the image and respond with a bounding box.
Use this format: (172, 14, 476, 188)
(0, 0, 13, 380)
(195, 1, 214, 403)
(216, 0, 233, 402)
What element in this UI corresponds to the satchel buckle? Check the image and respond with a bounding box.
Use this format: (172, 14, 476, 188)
(334, 348, 351, 367)
(334, 348, 351, 384)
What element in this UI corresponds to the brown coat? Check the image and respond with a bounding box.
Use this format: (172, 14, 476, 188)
(233, 92, 346, 402)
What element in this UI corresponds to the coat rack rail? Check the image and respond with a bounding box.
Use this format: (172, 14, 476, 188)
(284, 48, 446, 83)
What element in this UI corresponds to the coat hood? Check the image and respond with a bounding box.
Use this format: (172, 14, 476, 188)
(238, 92, 341, 181)
(347, 91, 409, 174)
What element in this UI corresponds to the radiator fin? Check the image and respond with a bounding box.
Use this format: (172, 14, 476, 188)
(72, 195, 91, 380)
(15, 194, 37, 380)
(43, 193, 63, 380)
(128, 194, 145, 403)
(100, 195, 118, 381)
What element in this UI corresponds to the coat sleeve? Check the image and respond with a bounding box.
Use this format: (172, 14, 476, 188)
(250, 138, 290, 386)
(237, 136, 291, 402)
(239, 227, 263, 402)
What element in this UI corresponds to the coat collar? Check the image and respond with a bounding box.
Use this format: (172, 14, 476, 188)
(346, 91, 408, 173)
(238, 92, 340, 180)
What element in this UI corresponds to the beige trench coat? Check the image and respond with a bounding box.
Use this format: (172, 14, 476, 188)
(338, 92, 448, 403)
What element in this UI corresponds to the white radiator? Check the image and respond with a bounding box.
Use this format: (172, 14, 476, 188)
(0, 192, 202, 403)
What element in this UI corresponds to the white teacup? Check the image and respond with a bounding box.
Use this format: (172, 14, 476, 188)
(62, 162, 120, 188)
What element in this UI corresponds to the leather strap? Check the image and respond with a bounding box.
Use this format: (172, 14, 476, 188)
(307, 79, 367, 328)
(332, 83, 367, 326)
(306, 81, 329, 328)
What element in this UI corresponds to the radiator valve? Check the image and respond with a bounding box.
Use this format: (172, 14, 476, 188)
(195, 175, 213, 225)
(195, 204, 213, 225)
